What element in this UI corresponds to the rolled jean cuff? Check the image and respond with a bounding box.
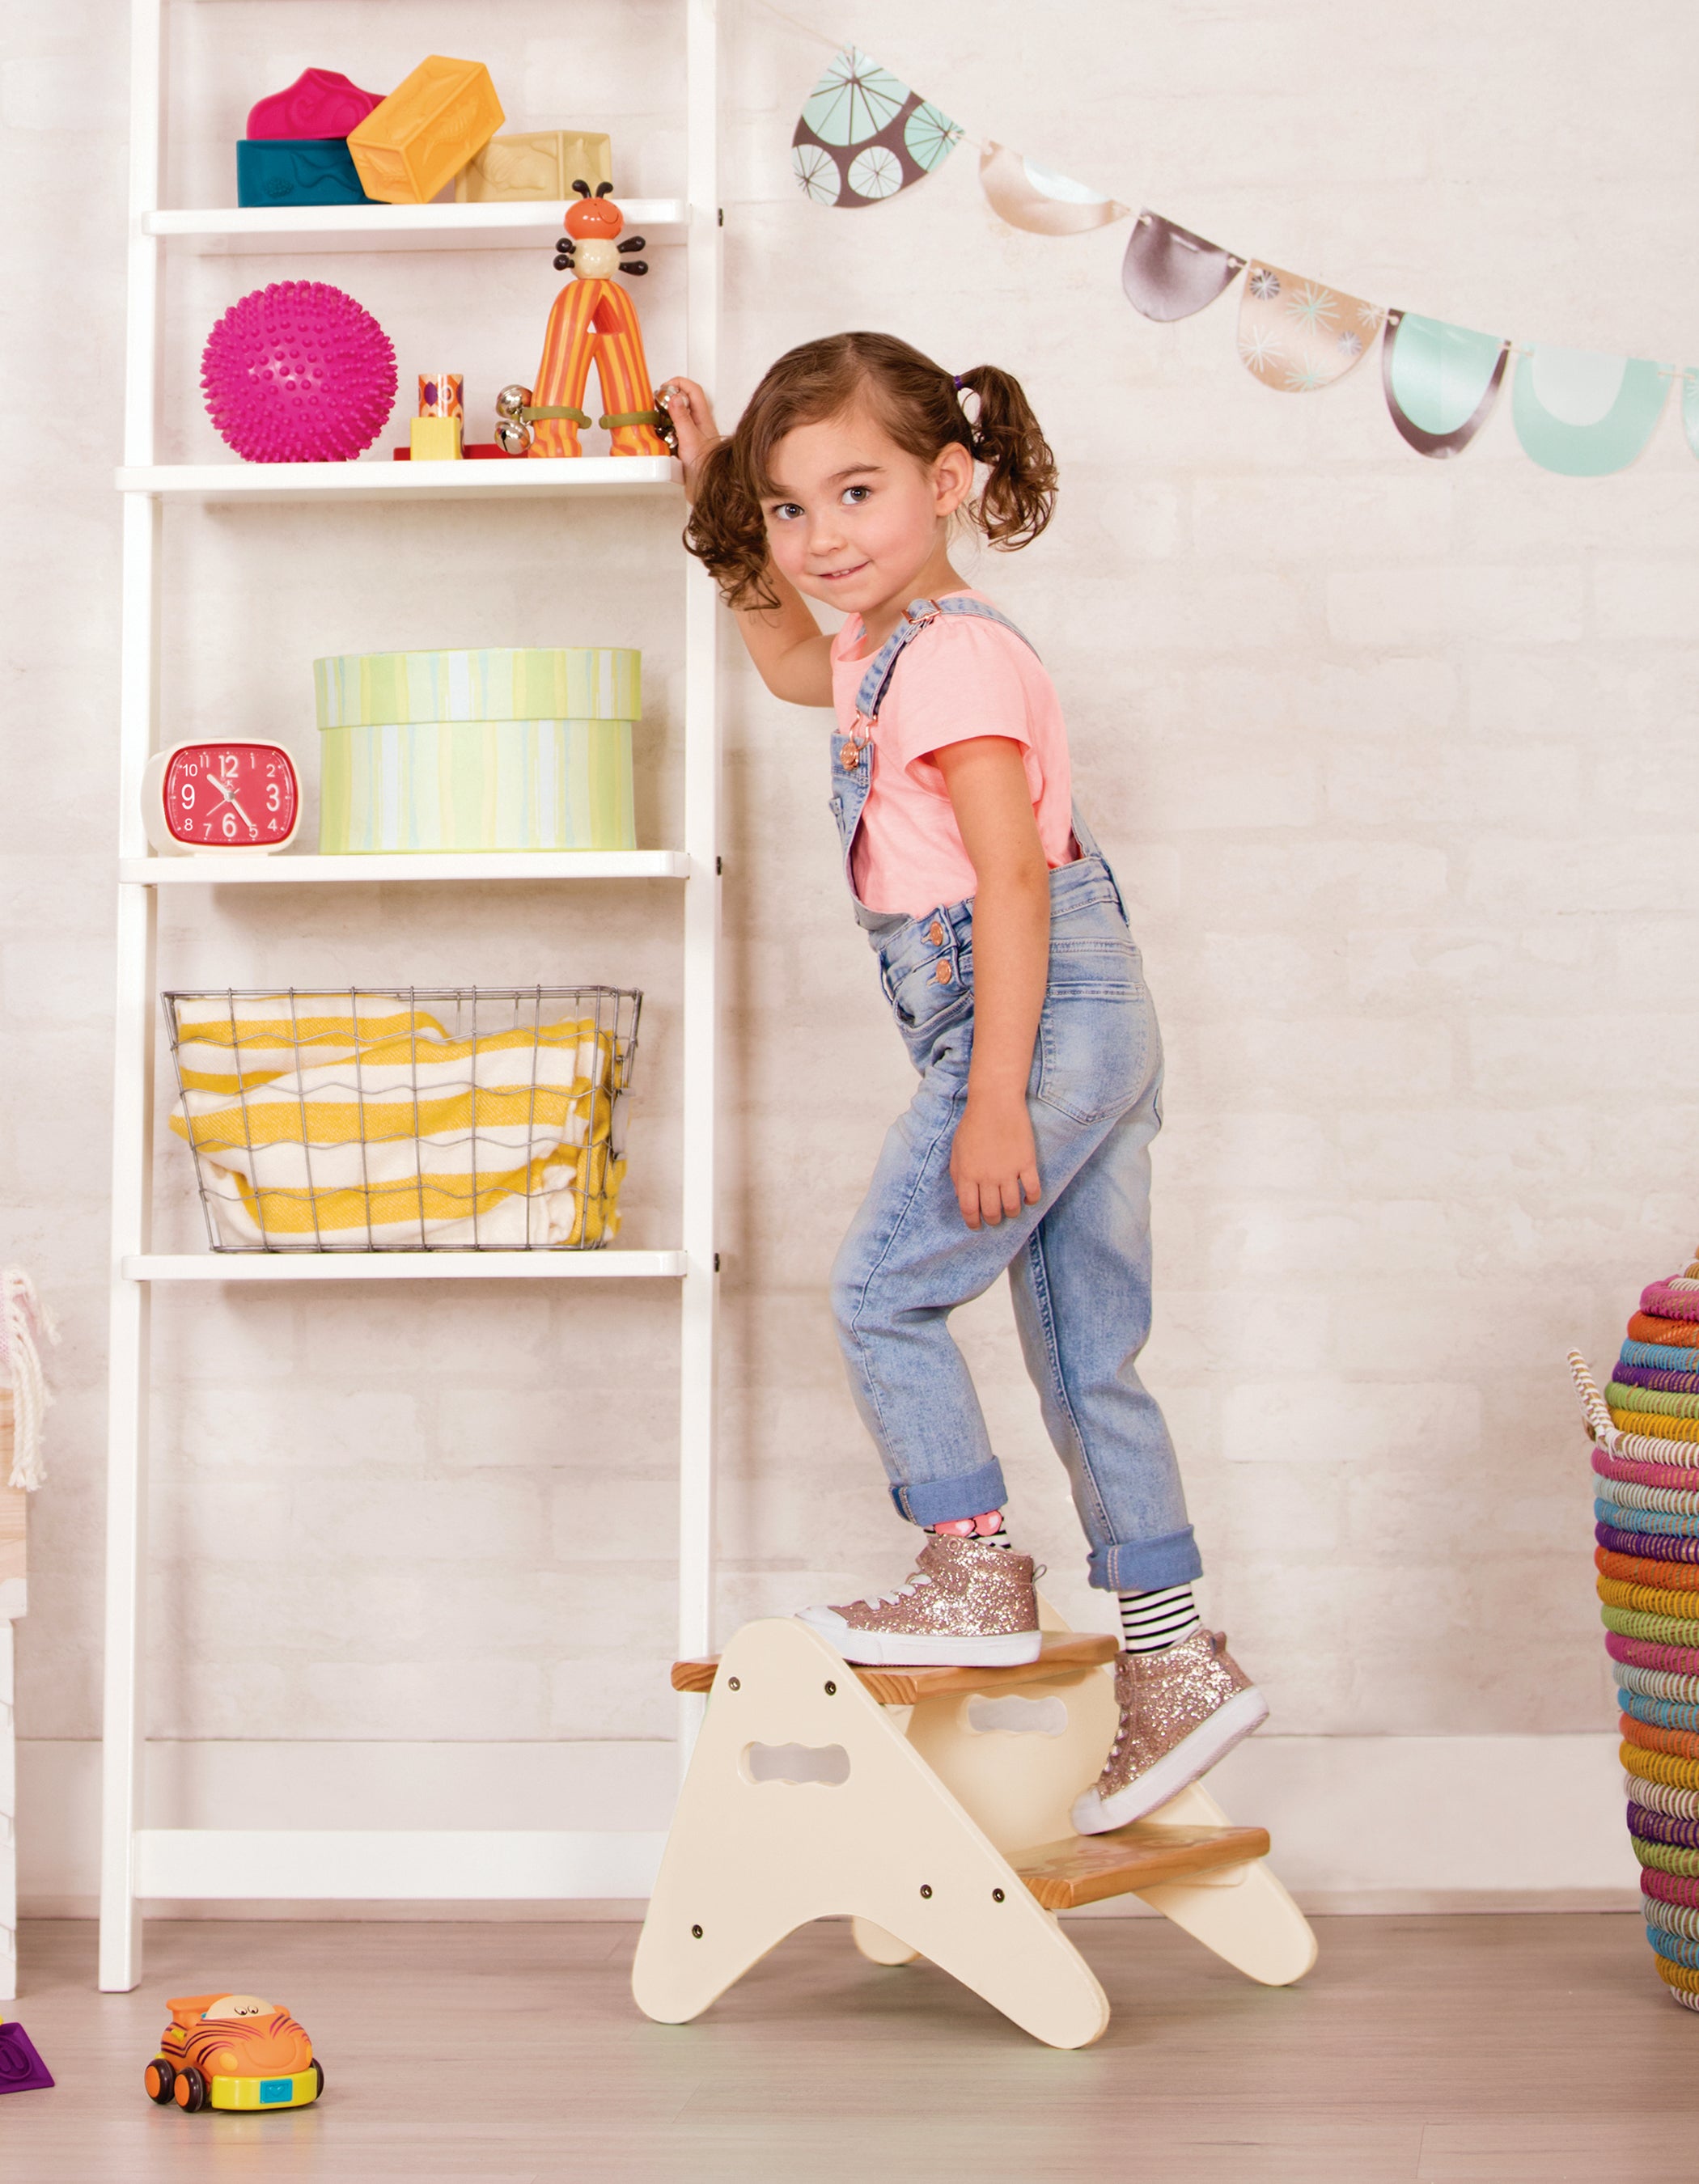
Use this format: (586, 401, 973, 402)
(1087, 1526, 1203, 1592)
(888, 1459, 1009, 1529)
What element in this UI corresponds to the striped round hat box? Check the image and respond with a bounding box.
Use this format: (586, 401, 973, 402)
(313, 648, 639, 854)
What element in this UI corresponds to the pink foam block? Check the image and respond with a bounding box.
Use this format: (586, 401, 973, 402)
(248, 68, 383, 141)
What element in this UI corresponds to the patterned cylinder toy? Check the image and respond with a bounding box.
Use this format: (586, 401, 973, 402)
(1570, 1246, 1699, 2014)
(418, 374, 464, 418)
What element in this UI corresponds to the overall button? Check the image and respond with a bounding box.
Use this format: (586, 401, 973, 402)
(927, 921, 945, 946)
(841, 745, 860, 770)
(935, 962, 954, 985)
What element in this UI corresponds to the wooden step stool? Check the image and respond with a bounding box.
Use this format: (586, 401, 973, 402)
(632, 1610, 1317, 2049)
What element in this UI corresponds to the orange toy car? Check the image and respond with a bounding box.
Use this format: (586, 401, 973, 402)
(143, 1992, 324, 2114)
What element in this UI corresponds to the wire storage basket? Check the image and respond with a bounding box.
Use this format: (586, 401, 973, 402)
(162, 986, 642, 1252)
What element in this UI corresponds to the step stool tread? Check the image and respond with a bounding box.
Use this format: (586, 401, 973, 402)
(1013, 1821, 1272, 1910)
(670, 1631, 1118, 1703)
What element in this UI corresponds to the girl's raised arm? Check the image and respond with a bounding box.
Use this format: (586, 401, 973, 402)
(666, 376, 833, 709)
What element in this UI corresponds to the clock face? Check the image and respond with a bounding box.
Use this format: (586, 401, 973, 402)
(163, 743, 298, 849)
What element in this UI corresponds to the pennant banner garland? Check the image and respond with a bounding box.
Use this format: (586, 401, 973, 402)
(1121, 212, 1246, 323)
(791, 48, 961, 208)
(1381, 311, 1510, 459)
(786, 39, 1693, 476)
(977, 143, 1129, 235)
(1511, 346, 1669, 477)
(1236, 263, 1383, 394)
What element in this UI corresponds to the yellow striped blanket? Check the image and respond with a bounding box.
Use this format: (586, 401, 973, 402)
(169, 997, 624, 1249)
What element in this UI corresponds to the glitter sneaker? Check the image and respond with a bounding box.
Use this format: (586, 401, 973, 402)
(1070, 1629, 1268, 1834)
(795, 1534, 1043, 1667)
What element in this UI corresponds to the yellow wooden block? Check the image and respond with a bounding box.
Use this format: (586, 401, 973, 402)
(455, 129, 612, 203)
(409, 415, 464, 461)
(349, 56, 504, 205)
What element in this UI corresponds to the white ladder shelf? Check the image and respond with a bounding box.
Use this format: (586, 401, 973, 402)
(99, 0, 722, 1989)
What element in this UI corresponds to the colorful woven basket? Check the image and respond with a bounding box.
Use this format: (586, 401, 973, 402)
(1572, 1249, 1699, 2014)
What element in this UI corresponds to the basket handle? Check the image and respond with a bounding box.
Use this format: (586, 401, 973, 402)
(1566, 1349, 1615, 1445)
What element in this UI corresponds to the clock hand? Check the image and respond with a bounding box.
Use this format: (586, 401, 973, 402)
(202, 772, 257, 832)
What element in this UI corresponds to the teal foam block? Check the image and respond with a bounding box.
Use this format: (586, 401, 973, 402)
(237, 138, 366, 208)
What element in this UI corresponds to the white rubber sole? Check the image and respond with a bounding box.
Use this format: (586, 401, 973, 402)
(1070, 1683, 1269, 1835)
(794, 1609, 1042, 1668)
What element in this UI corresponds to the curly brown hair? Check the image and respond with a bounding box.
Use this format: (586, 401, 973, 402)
(684, 332, 1057, 612)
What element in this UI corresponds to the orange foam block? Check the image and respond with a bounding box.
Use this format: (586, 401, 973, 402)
(348, 56, 503, 205)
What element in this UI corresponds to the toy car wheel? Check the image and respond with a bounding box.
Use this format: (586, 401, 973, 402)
(174, 2063, 207, 2113)
(311, 2059, 325, 2099)
(144, 2057, 176, 2103)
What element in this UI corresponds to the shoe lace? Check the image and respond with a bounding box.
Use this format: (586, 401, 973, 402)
(865, 1571, 934, 1610)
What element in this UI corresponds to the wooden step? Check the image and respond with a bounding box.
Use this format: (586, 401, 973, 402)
(670, 1631, 1118, 1706)
(1012, 1821, 1271, 1911)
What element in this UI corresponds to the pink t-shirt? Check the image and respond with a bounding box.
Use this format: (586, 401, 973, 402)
(829, 592, 1075, 917)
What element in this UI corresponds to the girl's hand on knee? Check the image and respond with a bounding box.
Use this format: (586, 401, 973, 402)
(659, 377, 721, 497)
(950, 1094, 1041, 1230)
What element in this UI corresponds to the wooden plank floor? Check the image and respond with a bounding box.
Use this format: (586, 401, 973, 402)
(4, 1914, 1695, 2182)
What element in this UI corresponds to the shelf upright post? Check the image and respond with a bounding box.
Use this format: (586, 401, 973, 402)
(677, 0, 722, 1759)
(100, 0, 165, 1992)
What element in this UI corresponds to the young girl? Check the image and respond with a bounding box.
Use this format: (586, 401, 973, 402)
(663, 333, 1265, 1829)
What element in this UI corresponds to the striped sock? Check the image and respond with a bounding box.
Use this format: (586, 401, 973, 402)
(929, 1511, 1013, 1550)
(1118, 1582, 1202, 1653)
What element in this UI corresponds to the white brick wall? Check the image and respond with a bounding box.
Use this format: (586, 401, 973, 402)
(2, 0, 1695, 1869)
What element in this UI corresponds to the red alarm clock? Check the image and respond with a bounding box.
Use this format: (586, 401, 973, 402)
(142, 740, 300, 855)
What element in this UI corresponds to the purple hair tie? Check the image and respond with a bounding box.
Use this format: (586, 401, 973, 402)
(952, 374, 967, 390)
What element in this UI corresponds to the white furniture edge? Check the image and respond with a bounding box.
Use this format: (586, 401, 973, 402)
(121, 850, 691, 883)
(117, 456, 680, 499)
(124, 1251, 688, 1281)
(98, 0, 721, 1991)
(135, 1828, 668, 1898)
(146, 197, 688, 252)
(1, 1620, 15, 2002)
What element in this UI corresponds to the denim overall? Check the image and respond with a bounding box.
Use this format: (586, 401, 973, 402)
(827, 596, 1201, 1592)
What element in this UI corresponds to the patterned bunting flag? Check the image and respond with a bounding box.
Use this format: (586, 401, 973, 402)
(1236, 262, 1383, 393)
(1511, 346, 1669, 476)
(1381, 311, 1509, 458)
(1121, 211, 1245, 321)
(791, 49, 961, 209)
(977, 143, 1129, 235)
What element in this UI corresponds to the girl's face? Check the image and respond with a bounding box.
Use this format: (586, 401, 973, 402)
(761, 404, 973, 620)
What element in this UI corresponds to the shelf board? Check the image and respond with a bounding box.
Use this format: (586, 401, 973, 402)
(672, 1632, 1120, 1705)
(122, 850, 691, 884)
(125, 1251, 689, 1282)
(117, 456, 680, 502)
(144, 199, 690, 255)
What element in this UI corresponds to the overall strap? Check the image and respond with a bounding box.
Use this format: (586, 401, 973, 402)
(852, 595, 1040, 728)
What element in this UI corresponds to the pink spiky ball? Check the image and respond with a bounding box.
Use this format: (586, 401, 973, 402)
(201, 281, 397, 463)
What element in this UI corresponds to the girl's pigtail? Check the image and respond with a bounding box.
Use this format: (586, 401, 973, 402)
(956, 365, 1058, 550)
(684, 438, 779, 612)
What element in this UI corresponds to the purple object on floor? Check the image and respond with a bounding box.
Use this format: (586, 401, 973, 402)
(0, 2021, 54, 2093)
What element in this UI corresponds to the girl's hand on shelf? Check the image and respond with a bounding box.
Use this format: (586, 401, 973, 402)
(659, 377, 721, 500)
(949, 1093, 1040, 1230)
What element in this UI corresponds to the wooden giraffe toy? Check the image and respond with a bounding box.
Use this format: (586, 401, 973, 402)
(495, 181, 669, 460)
